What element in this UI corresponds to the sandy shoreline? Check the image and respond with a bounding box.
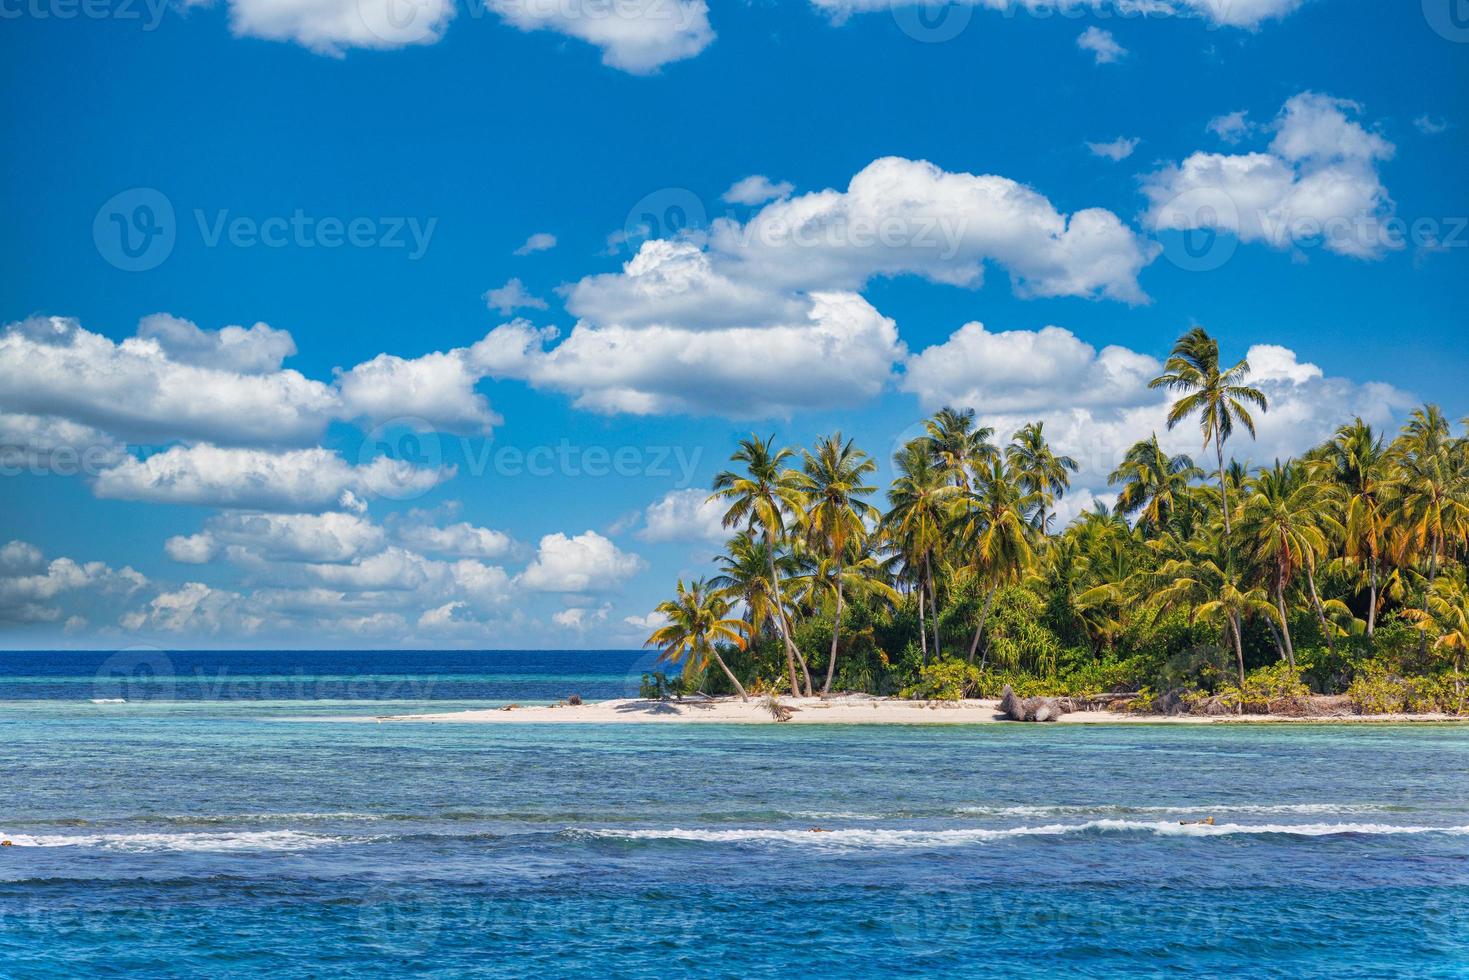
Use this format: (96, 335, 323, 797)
(365, 695, 1465, 726)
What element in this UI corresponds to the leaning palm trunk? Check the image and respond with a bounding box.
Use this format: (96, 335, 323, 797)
(711, 650, 748, 702)
(968, 585, 998, 666)
(1226, 615, 1246, 696)
(822, 564, 845, 695)
(763, 539, 804, 697)
(1275, 573, 1295, 668)
(1367, 556, 1379, 638)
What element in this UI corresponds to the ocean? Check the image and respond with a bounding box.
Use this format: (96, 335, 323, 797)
(2, 650, 1467, 978)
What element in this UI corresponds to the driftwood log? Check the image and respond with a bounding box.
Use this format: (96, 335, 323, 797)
(998, 684, 1069, 722)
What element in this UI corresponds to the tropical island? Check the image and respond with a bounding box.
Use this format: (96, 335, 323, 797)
(386, 327, 1468, 725)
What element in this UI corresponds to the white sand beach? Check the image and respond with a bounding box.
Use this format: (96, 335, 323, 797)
(371, 695, 1465, 725)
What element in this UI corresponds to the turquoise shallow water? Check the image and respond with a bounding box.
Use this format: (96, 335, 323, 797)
(2, 652, 1468, 978)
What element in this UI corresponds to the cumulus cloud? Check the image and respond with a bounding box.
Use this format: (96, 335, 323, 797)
(94, 445, 452, 512)
(122, 581, 260, 635)
(475, 288, 904, 416)
(223, 0, 712, 71)
(622, 610, 667, 631)
(553, 603, 611, 630)
(514, 232, 558, 255)
(1207, 110, 1256, 144)
(637, 488, 728, 543)
(723, 175, 795, 206)
(167, 512, 388, 565)
(1086, 137, 1140, 161)
(903, 322, 1416, 492)
(0, 316, 338, 446)
(483, 278, 550, 316)
(0, 412, 124, 475)
(1144, 92, 1399, 260)
(0, 541, 146, 624)
(395, 520, 516, 559)
(1077, 27, 1126, 65)
(336, 347, 502, 434)
(519, 530, 645, 592)
(709, 157, 1155, 302)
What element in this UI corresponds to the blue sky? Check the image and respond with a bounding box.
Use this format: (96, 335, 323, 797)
(1, 0, 1466, 647)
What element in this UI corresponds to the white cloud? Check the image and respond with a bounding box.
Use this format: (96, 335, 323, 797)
(903, 322, 1416, 491)
(1413, 115, 1450, 136)
(475, 288, 904, 416)
(484, 278, 550, 316)
(638, 488, 728, 543)
(623, 610, 667, 631)
(0, 412, 124, 475)
(123, 581, 261, 635)
(1086, 137, 1140, 161)
(0, 543, 147, 624)
(169, 512, 388, 565)
(93, 444, 452, 511)
(396, 520, 515, 559)
(554, 604, 611, 630)
(723, 175, 795, 206)
(514, 232, 558, 255)
(1207, 110, 1255, 144)
(135, 313, 297, 374)
(1144, 92, 1398, 260)
(710, 157, 1155, 302)
(0, 316, 338, 446)
(336, 347, 502, 434)
(519, 530, 645, 592)
(1077, 26, 1126, 64)
(224, 0, 712, 70)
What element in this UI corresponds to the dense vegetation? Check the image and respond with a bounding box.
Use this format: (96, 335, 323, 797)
(645, 328, 1469, 716)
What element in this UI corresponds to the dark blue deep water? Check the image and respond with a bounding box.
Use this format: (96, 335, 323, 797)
(2, 651, 1467, 978)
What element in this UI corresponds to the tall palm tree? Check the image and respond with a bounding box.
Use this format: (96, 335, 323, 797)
(792, 549, 901, 689)
(1148, 327, 1268, 538)
(1313, 418, 1389, 636)
(1151, 531, 1277, 686)
(710, 435, 811, 696)
(1404, 572, 1469, 685)
(1238, 461, 1339, 665)
(925, 407, 997, 491)
(1006, 421, 1078, 535)
(796, 434, 879, 695)
(645, 579, 750, 701)
(709, 530, 791, 643)
(956, 459, 1038, 665)
(1108, 435, 1202, 535)
(884, 440, 959, 661)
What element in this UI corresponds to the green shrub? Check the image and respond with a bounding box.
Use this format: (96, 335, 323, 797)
(1220, 662, 1311, 715)
(900, 658, 983, 701)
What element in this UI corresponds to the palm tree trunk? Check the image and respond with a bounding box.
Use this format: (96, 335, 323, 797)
(926, 555, 942, 659)
(1306, 566, 1336, 656)
(1367, 556, 1379, 638)
(1215, 437, 1232, 537)
(763, 537, 802, 698)
(916, 578, 928, 666)
(1265, 615, 1286, 662)
(822, 566, 845, 696)
(712, 652, 748, 701)
(1275, 569, 1295, 668)
(968, 585, 997, 666)
(1227, 614, 1246, 690)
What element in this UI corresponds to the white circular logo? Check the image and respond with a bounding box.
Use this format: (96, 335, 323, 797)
(93, 188, 175, 272)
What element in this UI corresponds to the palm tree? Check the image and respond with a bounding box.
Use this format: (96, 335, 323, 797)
(792, 549, 901, 689)
(956, 459, 1038, 665)
(1109, 435, 1202, 534)
(1238, 461, 1339, 665)
(1151, 531, 1278, 686)
(709, 530, 791, 643)
(645, 579, 750, 701)
(925, 407, 997, 490)
(1388, 407, 1469, 600)
(1404, 572, 1469, 686)
(1148, 327, 1268, 538)
(884, 440, 959, 661)
(1006, 421, 1078, 535)
(796, 434, 879, 695)
(710, 435, 811, 696)
(1313, 418, 1389, 636)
